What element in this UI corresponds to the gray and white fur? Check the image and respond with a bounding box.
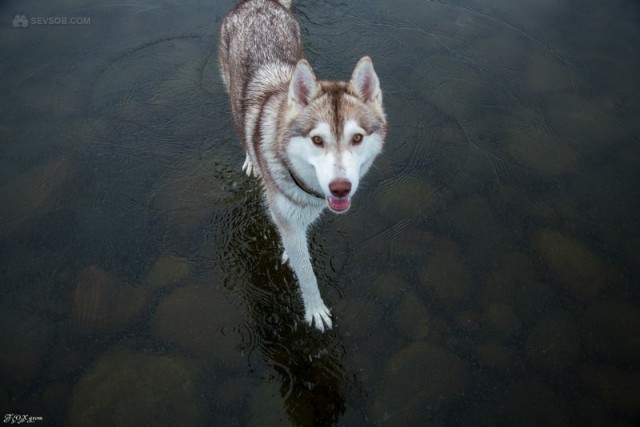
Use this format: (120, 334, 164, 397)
(219, 0, 387, 331)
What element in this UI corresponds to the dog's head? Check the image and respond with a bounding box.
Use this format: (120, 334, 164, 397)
(284, 57, 387, 213)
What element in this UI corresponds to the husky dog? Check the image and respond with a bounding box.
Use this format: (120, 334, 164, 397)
(219, 0, 387, 331)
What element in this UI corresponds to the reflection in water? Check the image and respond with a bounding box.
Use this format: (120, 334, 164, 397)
(1, 0, 640, 425)
(215, 188, 352, 425)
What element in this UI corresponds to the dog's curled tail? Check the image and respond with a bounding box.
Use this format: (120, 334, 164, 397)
(277, 0, 292, 9)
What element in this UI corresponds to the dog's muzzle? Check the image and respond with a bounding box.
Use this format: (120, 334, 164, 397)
(327, 179, 351, 212)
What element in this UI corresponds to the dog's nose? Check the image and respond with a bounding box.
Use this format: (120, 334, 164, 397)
(329, 179, 351, 198)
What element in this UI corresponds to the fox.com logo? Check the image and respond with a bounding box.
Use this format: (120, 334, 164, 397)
(12, 13, 91, 28)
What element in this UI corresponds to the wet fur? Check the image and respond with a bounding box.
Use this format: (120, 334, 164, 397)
(219, 0, 387, 331)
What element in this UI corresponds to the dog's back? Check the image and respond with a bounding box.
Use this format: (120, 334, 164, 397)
(218, 0, 387, 331)
(219, 0, 302, 130)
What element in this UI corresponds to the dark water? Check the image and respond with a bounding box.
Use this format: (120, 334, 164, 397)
(1, 0, 639, 425)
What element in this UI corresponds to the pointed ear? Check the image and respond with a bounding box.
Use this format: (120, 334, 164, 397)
(350, 56, 381, 104)
(289, 59, 318, 107)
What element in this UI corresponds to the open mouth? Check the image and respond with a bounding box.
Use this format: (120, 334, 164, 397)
(327, 196, 351, 213)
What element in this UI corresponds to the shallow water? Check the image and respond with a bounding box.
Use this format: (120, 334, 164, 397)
(1, 0, 639, 425)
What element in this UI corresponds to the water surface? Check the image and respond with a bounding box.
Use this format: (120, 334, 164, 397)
(1, 0, 639, 425)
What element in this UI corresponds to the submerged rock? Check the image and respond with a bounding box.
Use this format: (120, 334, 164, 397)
(505, 109, 578, 175)
(150, 158, 241, 232)
(526, 310, 580, 375)
(392, 293, 430, 340)
(468, 33, 527, 71)
(337, 297, 385, 340)
(525, 52, 573, 93)
(143, 255, 191, 290)
(42, 382, 71, 425)
(371, 341, 470, 424)
(483, 251, 538, 306)
(375, 177, 437, 223)
(69, 346, 206, 427)
(419, 238, 473, 307)
(151, 283, 244, 368)
(0, 156, 75, 236)
(0, 306, 55, 382)
(582, 300, 640, 365)
(509, 280, 559, 328)
(579, 365, 640, 417)
(417, 56, 488, 119)
(482, 302, 522, 340)
(546, 94, 625, 159)
(246, 380, 290, 427)
(474, 341, 512, 371)
(372, 272, 407, 304)
(46, 340, 92, 381)
(531, 229, 608, 299)
(473, 378, 574, 424)
(72, 266, 149, 335)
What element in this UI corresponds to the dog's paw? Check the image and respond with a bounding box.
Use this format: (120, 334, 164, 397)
(242, 154, 253, 177)
(304, 301, 332, 332)
(281, 250, 289, 264)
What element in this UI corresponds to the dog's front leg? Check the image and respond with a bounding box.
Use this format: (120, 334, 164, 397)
(277, 224, 332, 332)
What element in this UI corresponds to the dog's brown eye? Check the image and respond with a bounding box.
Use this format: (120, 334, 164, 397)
(311, 135, 324, 146)
(352, 133, 363, 144)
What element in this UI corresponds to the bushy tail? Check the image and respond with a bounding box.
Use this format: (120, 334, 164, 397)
(277, 0, 292, 9)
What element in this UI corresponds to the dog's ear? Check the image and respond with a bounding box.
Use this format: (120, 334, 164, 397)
(350, 56, 382, 104)
(289, 60, 318, 107)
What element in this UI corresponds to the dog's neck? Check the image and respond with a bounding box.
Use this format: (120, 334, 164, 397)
(287, 167, 324, 199)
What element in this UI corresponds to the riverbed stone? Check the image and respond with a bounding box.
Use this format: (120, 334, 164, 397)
(246, 380, 289, 427)
(372, 272, 407, 304)
(454, 310, 482, 333)
(0, 156, 75, 236)
(525, 52, 573, 93)
(531, 228, 608, 299)
(337, 297, 386, 343)
(375, 177, 437, 223)
(474, 378, 574, 424)
(72, 265, 150, 335)
(505, 109, 578, 175)
(420, 238, 473, 307)
(483, 251, 536, 302)
(151, 283, 245, 368)
(526, 310, 580, 374)
(468, 33, 527, 71)
(417, 56, 486, 119)
(0, 306, 56, 382)
(482, 302, 522, 340)
(143, 255, 191, 290)
(546, 94, 625, 159)
(582, 300, 640, 365)
(392, 293, 430, 340)
(475, 341, 512, 371)
(371, 341, 470, 424)
(486, 253, 560, 328)
(579, 365, 640, 417)
(150, 157, 242, 233)
(68, 346, 206, 427)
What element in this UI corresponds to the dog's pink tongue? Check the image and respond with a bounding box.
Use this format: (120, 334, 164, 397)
(328, 196, 351, 212)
